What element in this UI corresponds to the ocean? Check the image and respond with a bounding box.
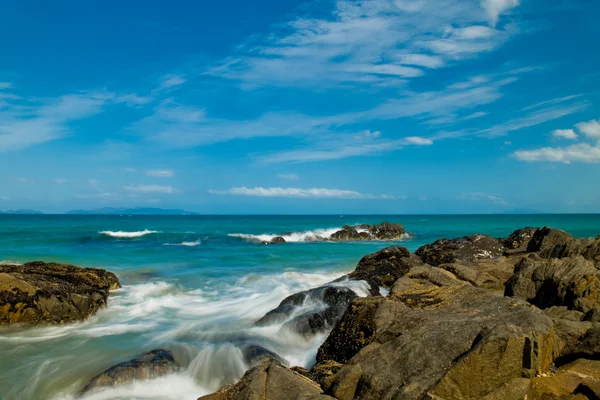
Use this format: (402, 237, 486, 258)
(1, 214, 599, 400)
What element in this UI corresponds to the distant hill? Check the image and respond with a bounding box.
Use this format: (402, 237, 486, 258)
(65, 207, 199, 215)
(0, 209, 44, 215)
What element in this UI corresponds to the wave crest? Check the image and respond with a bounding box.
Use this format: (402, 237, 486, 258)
(163, 239, 202, 247)
(229, 227, 410, 243)
(100, 229, 159, 238)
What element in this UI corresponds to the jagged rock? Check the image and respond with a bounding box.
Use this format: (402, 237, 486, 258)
(321, 265, 555, 400)
(254, 285, 357, 337)
(242, 345, 288, 367)
(366, 222, 406, 240)
(503, 227, 539, 250)
(0, 261, 121, 325)
(439, 256, 519, 292)
(330, 226, 372, 241)
(329, 222, 406, 242)
(82, 349, 178, 394)
(505, 255, 600, 314)
(347, 246, 421, 295)
(415, 234, 506, 266)
(556, 326, 600, 366)
(527, 359, 600, 400)
(198, 360, 333, 400)
(527, 228, 600, 262)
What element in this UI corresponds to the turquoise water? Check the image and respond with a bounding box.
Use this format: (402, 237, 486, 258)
(0, 214, 599, 400)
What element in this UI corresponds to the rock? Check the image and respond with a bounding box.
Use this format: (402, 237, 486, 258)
(366, 222, 406, 240)
(439, 256, 519, 292)
(330, 226, 371, 241)
(308, 360, 343, 388)
(584, 306, 600, 322)
(415, 234, 506, 266)
(269, 236, 286, 244)
(527, 359, 600, 400)
(321, 265, 555, 400)
(0, 261, 121, 325)
(503, 227, 539, 250)
(254, 285, 357, 337)
(557, 326, 600, 366)
(198, 360, 333, 400)
(526, 228, 600, 262)
(82, 349, 178, 394)
(505, 255, 600, 314)
(347, 246, 421, 295)
(241, 345, 288, 367)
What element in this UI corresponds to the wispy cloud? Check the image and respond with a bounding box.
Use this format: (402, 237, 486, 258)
(124, 184, 175, 194)
(277, 174, 300, 180)
(160, 74, 186, 89)
(145, 169, 175, 178)
(514, 143, 600, 164)
(208, 186, 394, 199)
(206, 0, 521, 88)
(459, 192, 507, 205)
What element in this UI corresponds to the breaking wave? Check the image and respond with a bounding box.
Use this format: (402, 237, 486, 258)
(99, 229, 159, 238)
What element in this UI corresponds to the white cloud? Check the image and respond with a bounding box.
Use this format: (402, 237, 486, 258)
(206, 0, 520, 88)
(124, 184, 175, 194)
(481, 0, 520, 27)
(146, 169, 175, 178)
(576, 120, 600, 139)
(513, 143, 600, 164)
(115, 93, 153, 106)
(208, 186, 394, 199)
(405, 136, 434, 145)
(277, 174, 300, 180)
(160, 75, 186, 89)
(552, 129, 578, 140)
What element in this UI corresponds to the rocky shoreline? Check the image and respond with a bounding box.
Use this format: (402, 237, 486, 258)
(2, 225, 600, 399)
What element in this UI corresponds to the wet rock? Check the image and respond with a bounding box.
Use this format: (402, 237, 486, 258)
(503, 227, 539, 250)
(505, 255, 600, 314)
(415, 234, 506, 266)
(0, 261, 121, 325)
(269, 236, 286, 244)
(82, 349, 178, 394)
(198, 360, 333, 400)
(329, 222, 406, 241)
(241, 345, 288, 367)
(366, 222, 406, 240)
(527, 359, 600, 400)
(347, 246, 421, 295)
(254, 285, 357, 337)
(321, 265, 555, 400)
(330, 226, 372, 241)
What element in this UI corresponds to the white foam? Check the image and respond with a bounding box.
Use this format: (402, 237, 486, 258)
(229, 227, 342, 243)
(99, 229, 159, 238)
(163, 239, 202, 247)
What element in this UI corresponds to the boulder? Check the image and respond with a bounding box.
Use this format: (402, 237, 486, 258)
(330, 226, 372, 241)
(329, 222, 406, 242)
(198, 360, 333, 400)
(505, 255, 600, 314)
(347, 246, 421, 295)
(503, 227, 538, 250)
(527, 359, 600, 400)
(556, 326, 600, 366)
(254, 285, 357, 337)
(269, 237, 286, 244)
(366, 222, 406, 240)
(241, 345, 288, 367)
(82, 349, 178, 394)
(320, 265, 556, 400)
(415, 234, 506, 266)
(439, 256, 520, 292)
(0, 261, 121, 325)
(527, 228, 600, 262)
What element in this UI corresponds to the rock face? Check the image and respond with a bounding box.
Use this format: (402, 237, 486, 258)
(505, 255, 600, 314)
(198, 360, 333, 400)
(438, 256, 519, 292)
(347, 246, 422, 295)
(415, 234, 506, 266)
(527, 359, 600, 400)
(330, 222, 406, 242)
(254, 285, 358, 337)
(320, 266, 555, 400)
(527, 227, 600, 262)
(82, 349, 178, 394)
(0, 261, 121, 325)
(503, 227, 539, 250)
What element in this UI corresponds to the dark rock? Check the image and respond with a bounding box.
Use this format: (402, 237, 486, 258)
(503, 227, 539, 250)
(82, 349, 178, 394)
(269, 236, 286, 244)
(347, 246, 421, 295)
(198, 360, 333, 400)
(527, 359, 600, 400)
(0, 261, 121, 325)
(366, 222, 406, 240)
(505, 255, 600, 314)
(526, 228, 600, 262)
(584, 306, 600, 322)
(254, 285, 358, 337)
(308, 360, 343, 388)
(330, 226, 371, 241)
(241, 345, 288, 367)
(329, 222, 406, 242)
(415, 234, 506, 266)
(556, 326, 600, 366)
(321, 265, 555, 400)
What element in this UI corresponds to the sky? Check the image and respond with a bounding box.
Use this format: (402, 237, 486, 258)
(0, 0, 599, 214)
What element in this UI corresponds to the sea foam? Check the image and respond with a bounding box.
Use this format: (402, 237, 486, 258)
(229, 227, 410, 243)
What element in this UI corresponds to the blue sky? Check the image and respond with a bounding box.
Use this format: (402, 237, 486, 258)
(1, 0, 599, 214)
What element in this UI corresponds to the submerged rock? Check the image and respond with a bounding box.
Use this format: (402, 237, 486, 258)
(330, 222, 406, 242)
(198, 359, 332, 400)
(82, 349, 178, 394)
(320, 265, 555, 400)
(241, 345, 288, 367)
(415, 234, 506, 266)
(0, 261, 121, 325)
